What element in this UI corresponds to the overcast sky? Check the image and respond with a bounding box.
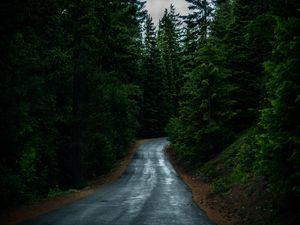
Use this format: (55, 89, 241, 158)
(145, 0, 190, 25)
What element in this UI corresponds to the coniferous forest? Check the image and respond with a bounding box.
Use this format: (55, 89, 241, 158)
(0, 0, 299, 224)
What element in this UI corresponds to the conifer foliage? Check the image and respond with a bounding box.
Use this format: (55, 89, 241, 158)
(254, 0, 300, 202)
(167, 0, 300, 220)
(139, 15, 165, 137)
(0, 0, 299, 219)
(157, 5, 183, 118)
(0, 0, 144, 207)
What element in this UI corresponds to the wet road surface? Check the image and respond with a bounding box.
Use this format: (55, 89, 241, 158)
(20, 138, 215, 225)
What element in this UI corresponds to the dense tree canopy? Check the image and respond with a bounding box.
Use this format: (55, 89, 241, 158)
(0, 0, 145, 207)
(0, 1, 299, 222)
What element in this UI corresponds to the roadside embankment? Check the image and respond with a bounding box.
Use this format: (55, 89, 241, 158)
(165, 139, 300, 225)
(165, 145, 242, 225)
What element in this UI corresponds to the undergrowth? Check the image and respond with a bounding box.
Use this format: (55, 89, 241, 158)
(193, 128, 287, 225)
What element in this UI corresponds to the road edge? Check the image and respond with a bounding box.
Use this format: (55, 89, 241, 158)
(0, 140, 145, 225)
(165, 144, 241, 225)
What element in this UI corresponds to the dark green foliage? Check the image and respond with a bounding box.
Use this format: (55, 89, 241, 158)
(138, 5, 183, 138)
(0, 0, 72, 204)
(138, 15, 165, 137)
(184, 0, 214, 42)
(168, 0, 300, 221)
(254, 1, 300, 202)
(157, 5, 183, 118)
(167, 40, 236, 164)
(0, 0, 143, 208)
(1, 0, 299, 221)
(83, 73, 140, 176)
(230, 0, 300, 213)
(167, 0, 236, 164)
(226, 0, 275, 131)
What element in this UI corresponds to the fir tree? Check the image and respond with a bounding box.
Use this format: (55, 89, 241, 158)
(157, 5, 183, 118)
(139, 15, 165, 137)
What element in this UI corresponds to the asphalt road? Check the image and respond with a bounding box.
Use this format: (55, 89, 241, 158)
(20, 138, 215, 225)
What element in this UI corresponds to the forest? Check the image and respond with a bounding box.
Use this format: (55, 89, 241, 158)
(0, 0, 299, 224)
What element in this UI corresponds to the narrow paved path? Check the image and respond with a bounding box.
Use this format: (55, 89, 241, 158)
(20, 138, 215, 225)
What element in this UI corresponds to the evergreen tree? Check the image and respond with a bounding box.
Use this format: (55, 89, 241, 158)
(139, 15, 165, 137)
(255, 0, 300, 204)
(157, 5, 183, 118)
(184, 0, 214, 42)
(0, 0, 144, 208)
(226, 0, 274, 131)
(167, 42, 235, 164)
(167, 0, 236, 164)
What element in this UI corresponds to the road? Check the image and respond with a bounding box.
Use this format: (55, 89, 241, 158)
(20, 138, 215, 225)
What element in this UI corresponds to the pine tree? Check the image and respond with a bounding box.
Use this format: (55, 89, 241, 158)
(0, 0, 144, 207)
(226, 0, 274, 131)
(139, 15, 165, 137)
(167, 0, 236, 164)
(184, 0, 214, 42)
(255, 0, 300, 204)
(157, 5, 183, 118)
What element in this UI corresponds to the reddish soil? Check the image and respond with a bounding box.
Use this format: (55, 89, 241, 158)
(165, 146, 243, 225)
(0, 140, 145, 225)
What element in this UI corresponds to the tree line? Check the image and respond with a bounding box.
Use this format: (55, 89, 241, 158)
(0, 0, 146, 208)
(0, 0, 183, 208)
(166, 0, 300, 221)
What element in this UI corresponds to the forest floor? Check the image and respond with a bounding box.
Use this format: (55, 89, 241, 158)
(165, 145, 243, 225)
(0, 140, 145, 225)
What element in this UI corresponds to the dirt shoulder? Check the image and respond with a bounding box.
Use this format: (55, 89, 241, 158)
(0, 140, 145, 225)
(165, 145, 242, 225)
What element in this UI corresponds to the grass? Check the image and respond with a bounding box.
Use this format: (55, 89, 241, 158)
(190, 128, 281, 224)
(47, 186, 79, 198)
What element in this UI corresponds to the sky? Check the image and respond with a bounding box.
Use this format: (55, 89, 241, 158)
(145, 0, 190, 25)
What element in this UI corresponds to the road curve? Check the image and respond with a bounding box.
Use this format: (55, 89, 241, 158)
(20, 138, 215, 225)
